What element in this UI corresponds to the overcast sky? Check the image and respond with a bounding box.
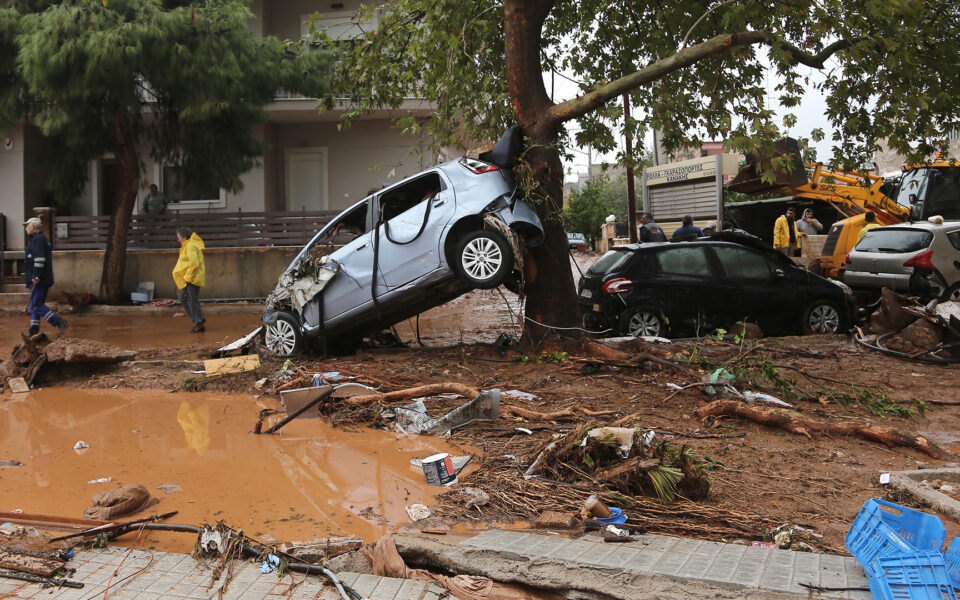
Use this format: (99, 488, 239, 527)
(561, 63, 836, 182)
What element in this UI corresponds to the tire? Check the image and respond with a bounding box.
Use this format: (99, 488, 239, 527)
(454, 230, 514, 289)
(263, 312, 303, 356)
(618, 307, 665, 338)
(802, 300, 842, 335)
(942, 283, 960, 303)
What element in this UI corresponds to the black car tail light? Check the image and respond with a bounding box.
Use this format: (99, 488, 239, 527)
(903, 249, 935, 270)
(601, 278, 633, 295)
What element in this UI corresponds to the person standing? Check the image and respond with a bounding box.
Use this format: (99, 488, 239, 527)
(671, 215, 704, 241)
(638, 212, 667, 242)
(796, 208, 823, 235)
(773, 206, 804, 256)
(142, 183, 168, 215)
(173, 226, 206, 333)
(857, 211, 880, 243)
(23, 217, 68, 337)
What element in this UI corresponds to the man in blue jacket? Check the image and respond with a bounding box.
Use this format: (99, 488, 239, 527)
(23, 217, 68, 337)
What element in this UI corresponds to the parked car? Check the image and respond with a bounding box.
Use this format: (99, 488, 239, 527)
(844, 220, 960, 302)
(261, 128, 544, 356)
(578, 232, 856, 337)
(567, 232, 588, 249)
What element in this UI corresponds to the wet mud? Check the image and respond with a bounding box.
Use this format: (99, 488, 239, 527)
(0, 388, 474, 552)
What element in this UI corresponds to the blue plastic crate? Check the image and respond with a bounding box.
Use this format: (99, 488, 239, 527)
(846, 499, 947, 572)
(869, 551, 957, 600)
(943, 537, 960, 590)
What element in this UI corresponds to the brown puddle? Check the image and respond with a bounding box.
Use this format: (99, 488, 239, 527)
(0, 313, 263, 353)
(0, 388, 475, 552)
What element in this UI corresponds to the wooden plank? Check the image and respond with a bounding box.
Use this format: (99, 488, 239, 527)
(0, 512, 110, 533)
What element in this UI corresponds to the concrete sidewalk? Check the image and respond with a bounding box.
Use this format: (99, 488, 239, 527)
(456, 529, 871, 599)
(0, 546, 443, 600)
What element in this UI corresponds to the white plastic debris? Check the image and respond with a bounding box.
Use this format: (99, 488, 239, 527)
(640, 336, 672, 344)
(405, 504, 432, 522)
(605, 524, 630, 537)
(502, 389, 539, 401)
(879, 473, 891, 485)
(666, 383, 684, 391)
(87, 477, 112, 485)
(73, 441, 90, 454)
(741, 391, 792, 408)
(515, 428, 533, 435)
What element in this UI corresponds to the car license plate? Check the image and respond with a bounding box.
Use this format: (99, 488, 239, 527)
(580, 289, 592, 299)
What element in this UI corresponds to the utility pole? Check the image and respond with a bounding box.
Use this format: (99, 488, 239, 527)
(623, 94, 637, 243)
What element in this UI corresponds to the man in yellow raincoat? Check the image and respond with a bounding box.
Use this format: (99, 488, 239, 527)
(773, 206, 805, 256)
(173, 226, 206, 332)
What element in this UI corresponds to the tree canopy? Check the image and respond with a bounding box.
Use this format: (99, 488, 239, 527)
(333, 0, 960, 336)
(0, 0, 333, 301)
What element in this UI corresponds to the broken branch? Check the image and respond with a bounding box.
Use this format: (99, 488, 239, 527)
(343, 383, 481, 406)
(696, 400, 947, 459)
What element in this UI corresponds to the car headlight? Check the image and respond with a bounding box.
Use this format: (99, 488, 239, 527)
(829, 279, 853, 294)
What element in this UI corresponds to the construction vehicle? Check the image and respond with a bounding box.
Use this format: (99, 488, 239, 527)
(728, 139, 960, 279)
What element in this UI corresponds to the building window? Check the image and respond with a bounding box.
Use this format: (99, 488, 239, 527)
(157, 164, 226, 209)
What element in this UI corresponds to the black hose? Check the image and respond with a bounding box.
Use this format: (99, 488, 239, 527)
(371, 192, 436, 320)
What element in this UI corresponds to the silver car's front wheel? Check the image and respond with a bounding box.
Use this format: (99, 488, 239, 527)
(803, 300, 841, 334)
(454, 230, 514, 289)
(264, 312, 303, 356)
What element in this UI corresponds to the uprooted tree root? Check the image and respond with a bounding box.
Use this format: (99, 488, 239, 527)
(697, 400, 948, 459)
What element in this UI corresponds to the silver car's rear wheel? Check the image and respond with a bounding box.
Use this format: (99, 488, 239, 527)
(455, 230, 514, 289)
(803, 300, 841, 334)
(264, 312, 303, 356)
(619, 307, 664, 337)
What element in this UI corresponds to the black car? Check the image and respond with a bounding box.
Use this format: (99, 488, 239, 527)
(578, 233, 857, 337)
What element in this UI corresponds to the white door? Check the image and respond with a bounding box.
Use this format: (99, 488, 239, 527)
(285, 148, 327, 211)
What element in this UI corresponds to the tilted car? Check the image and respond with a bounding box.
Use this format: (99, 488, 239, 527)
(578, 233, 856, 337)
(844, 220, 960, 302)
(261, 128, 544, 356)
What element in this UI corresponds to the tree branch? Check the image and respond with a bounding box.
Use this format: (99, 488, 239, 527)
(548, 31, 859, 126)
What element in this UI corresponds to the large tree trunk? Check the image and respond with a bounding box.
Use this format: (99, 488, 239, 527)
(99, 110, 140, 304)
(504, 0, 580, 343)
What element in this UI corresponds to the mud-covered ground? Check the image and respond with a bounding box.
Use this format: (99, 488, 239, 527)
(10, 320, 959, 552)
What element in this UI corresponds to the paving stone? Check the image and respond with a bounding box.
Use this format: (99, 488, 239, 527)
(542, 539, 600, 562)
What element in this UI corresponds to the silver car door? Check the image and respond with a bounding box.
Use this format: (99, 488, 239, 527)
(375, 176, 456, 294)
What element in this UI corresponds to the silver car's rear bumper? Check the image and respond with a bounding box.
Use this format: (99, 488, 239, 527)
(844, 269, 912, 291)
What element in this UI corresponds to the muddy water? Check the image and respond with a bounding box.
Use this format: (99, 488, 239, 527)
(0, 312, 263, 353)
(0, 388, 474, 552)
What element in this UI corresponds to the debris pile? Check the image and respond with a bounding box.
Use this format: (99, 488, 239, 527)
(856, 288, 960, 363)
(0, 335, 136, 392)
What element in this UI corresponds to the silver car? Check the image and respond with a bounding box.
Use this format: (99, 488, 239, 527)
(261, 129, 544, 356)
(844, 220, 960, 301)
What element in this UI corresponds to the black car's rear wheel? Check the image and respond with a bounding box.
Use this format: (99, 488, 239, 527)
(619, 307, 665, 337)
(455, 230, 514, 289)
(802, 300, 841, 334)
(263, 312, 303, 356)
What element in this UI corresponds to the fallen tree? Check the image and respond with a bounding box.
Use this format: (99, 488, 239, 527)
(696, 400, 947, 459)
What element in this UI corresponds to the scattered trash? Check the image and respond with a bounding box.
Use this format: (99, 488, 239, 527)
(203, 355, 260, 377)
(752, 541, 778, 549)
(410, 455, 472, 474)
(196, 523, 229, 557)
(73, 441, 90, 454)
(392, 389, 500, 435)
(595, 507, 627, 525)
(879, 473, 891, 485)
(405, 504, 432, 522)
(421, 453, 458, 486)
(515, 428, 533, 435)
(605, 524, 630, 537)
(87, 477, 112, 485)
(0, 523, 41, 537)
(501, 389, 539, 401)
(640, 336, 672, 344)
(741, 391, 792, 408)
(704, 368, 736, 395)
(503, 454, 518, 462)
(215, 327, 263, 354)
(7, 378, 29, 394)
(254, 377, 268, 390)
(533, 511, 577, 528)
(460, 487, 490, 510)
(666, 383, 684, 391)
(259, 553, 280, 574)
(584, 495, 613, 519)
(0, 460, 23, 468)
(157, 483, 182, 494)
(322, 371, 343, 381)
(280, 386, 332, 420)
(83, 483, 160, 520)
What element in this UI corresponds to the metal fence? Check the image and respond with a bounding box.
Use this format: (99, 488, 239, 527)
(55, 210, 338, 250)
